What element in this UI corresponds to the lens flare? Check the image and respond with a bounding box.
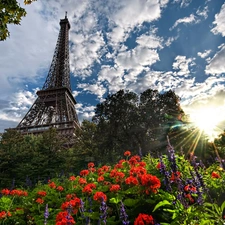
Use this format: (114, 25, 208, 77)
(189, 107, 224, 141)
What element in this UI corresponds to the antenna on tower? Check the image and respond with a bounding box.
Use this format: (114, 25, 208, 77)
(65, 11, 67, 19)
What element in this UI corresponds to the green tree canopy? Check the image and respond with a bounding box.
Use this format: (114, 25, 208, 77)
(92, 89, 184, 162)
(0, 0, 36, 41)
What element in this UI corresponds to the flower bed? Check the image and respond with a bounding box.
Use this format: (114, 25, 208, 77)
(0, 147, 225, 224)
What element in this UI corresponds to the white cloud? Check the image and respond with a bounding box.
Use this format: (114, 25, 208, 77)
(72, 91, 80, 98)
(106, 0, 161, 47)
(197, 50, 211, 58)
(116, 46, 159, 70)
(205, 45, 225, 74)
(172, 56, 195, 76)
(75, 103, 96, 121)
(196, 6, 209, 19)
(211, 3, 225, 36)
(77, 82, 107, 100)
(173, 0, 192, 8)
(136, 34, 163, 49)
(98, 66, 125, 93)
(0, 89, 38, 128)
(181, 0, 192, 8)
(111, 0, 160, 28)
(0, 1, 58, 97)
(171, 14, 197, 30)
(165, 35, 179, 46)
(70, 31, 105, 78)
(159, 0, 169, 7)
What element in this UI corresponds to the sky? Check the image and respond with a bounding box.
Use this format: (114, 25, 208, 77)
(1, 0, 225, 135)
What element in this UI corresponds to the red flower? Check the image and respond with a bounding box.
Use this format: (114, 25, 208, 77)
(211, 171, 220, 179)
(36, 198, 44, 204)
(125, 176, 139, 186)
(110, 169, 118, 178)
(90, 168, 96, 172)
(184, 193, 195, 203)
(10, 189, 27, 196)
(69, 176, 76, 181)
(78, 178, 87, 185)
(124, 151, 131, 157)
(1, 189, 10, 195)
(80, 169, 89, 176)
(104, 181, 111, 186)
(139, 162, 146, 167)
(56, 211, 76, 225)
(140, 174, 161, 193)
(101, 165, 111, 172)
(97, 176, 105, 182)
(184, 184, 197, 193)
(61, 198, 81, 210)
(130, 166, 146, 177)
(110, 184, 120, 192)
(66, 194, 77, 200)
(82, 186, 93, 194)
(134, 213, 154, 225)
(93, 191, 107, 202)
(156, 162, 161, 169)
(129, 155, 141, 166)
(110, 170, 125, 182)
(88, 162, 95, 168)
(170, 171, 181, 182)
(37, 191, 47, 197)
(0, 211, 11, 219)
(82, 183, 96, 194)
(57, 186, 64, 192)
(48, 181, 56, 189)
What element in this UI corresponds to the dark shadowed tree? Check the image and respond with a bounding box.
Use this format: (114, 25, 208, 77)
(92, 89, 184, 163)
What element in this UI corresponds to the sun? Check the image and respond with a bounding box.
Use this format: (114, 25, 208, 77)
(189, 107, 224, 140)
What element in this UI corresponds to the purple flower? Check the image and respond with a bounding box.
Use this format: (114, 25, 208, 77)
(44, 204, 49, 225)
(99, 198, 108, 224)
(120, 201, 129, 225)
(159, 156, 172, 192)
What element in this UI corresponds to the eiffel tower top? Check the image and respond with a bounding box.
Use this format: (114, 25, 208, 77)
(9, 14, 80, 136)
(42, 12, 71, 91)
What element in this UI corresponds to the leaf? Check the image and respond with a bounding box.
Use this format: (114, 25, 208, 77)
(200, 219, 215, 225)
(152, 200, 172, 212)
(109, 197, 121, 204)
(220, 201, 225, 212)
(123, 198, 140, 207)
(212, 203, 221, 215)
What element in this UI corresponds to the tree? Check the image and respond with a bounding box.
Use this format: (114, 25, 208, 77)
(0, 128, 71, 188)
(70, 120, 99, 169)
(92, 89, 184, 162)
(0, 0, 36, 41)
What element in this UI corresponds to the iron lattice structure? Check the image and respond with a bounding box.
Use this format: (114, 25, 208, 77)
(15, 15, 80, 136)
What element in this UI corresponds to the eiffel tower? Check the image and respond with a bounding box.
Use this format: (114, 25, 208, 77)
(14, 13, 80, 136)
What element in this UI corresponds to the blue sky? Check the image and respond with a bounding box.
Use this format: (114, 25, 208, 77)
(1, 0, 225, 134)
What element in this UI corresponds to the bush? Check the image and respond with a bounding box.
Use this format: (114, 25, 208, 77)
(0, 146, 225, 225)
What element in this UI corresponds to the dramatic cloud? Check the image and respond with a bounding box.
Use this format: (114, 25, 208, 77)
(211, 3, 225, 36)
(1, 1, 225, 133)
(205, 45, 225, 74)
(172, 56, 195, 76)
(77, 82, 107, 100)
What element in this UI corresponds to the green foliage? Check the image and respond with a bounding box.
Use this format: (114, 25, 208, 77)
(0, 0, 36, 41)
(0, 128, 78, 188)
(93, 89, 183, 162)
(0, 150, 225, 224)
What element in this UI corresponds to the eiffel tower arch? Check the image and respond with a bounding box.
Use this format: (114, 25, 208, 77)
(11, 14, 80, 137)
